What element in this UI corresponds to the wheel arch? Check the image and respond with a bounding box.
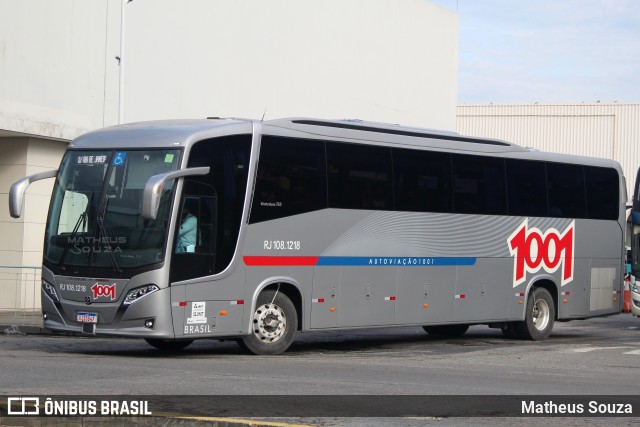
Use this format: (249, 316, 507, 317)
(249, 277, 303, 333)
(526, 277, 559, 320)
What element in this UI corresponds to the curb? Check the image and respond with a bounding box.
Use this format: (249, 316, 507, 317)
(154, 416, 314, 427)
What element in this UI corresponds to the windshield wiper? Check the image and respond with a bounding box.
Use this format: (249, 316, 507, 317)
(94, 193, 122, 273)
(58, 193, 92, 270)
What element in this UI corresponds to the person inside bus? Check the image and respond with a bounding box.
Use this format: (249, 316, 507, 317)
(177, 200, 198, 253)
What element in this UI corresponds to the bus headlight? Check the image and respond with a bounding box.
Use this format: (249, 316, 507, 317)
(630, 281, 640, 295)
(123, 284, 159, 306)
(42, 280, 60, 302)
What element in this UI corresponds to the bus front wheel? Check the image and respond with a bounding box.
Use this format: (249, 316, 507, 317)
(515, 287, 555, 340)
(239, 289, 297, 355)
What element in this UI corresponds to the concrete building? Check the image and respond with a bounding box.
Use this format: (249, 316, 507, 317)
(0, 0, 458, 309)
(457, 103, 640, 199)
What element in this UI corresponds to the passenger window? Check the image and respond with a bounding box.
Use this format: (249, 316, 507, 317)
(394, 148, 452, 213)
(506, 159, 548, 217)
(452, 154, 506, 215)
(546, 163, 586, 218)
(250, 136, 327, 223)
(327, 142, 393, 210)
(585, 166, 619, 220)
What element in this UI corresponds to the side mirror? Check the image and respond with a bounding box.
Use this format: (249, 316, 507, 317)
(141, 167, 210, 220)
(9, 170, 58, 218)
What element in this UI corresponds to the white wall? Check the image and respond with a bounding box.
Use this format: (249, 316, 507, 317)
(0, 0, 121, 139)
(0, 0, 458, 138)
(122, 0, 458, 129)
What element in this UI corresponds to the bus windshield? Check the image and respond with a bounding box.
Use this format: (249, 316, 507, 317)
(44, 149, 181, 270)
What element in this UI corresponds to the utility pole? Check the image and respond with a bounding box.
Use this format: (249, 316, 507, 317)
(118, 0, 131, 124)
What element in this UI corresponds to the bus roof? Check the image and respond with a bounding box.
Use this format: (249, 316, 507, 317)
(68, 119, 254, 149)
(70, 117, 519, 151)
(264, 117, 528, 155)
(66, 117, 620, 171)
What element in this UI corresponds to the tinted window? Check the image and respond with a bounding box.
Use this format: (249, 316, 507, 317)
(506, 159, 548, 217)
(585, 166, 619, 220)
(250, 136, 327, 223)
(394, 148, 452, 213)
(171, 135, 251, 281)
(546, 163, 586, 218)
(452, 154, 506, 215)
(327, 142, 392, 210)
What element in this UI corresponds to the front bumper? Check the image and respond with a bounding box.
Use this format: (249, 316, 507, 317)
(41, 286, 175, 338)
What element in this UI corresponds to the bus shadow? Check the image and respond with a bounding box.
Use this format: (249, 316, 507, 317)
(47, 325, 593, 358)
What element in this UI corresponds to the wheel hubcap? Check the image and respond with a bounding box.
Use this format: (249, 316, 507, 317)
(252, 303, 287, 343)
(532, 298, 550, 331)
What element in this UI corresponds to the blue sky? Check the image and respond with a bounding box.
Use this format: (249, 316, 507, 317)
(430, 0, 640, 103)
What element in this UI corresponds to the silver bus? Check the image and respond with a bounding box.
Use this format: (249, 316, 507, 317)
(9, 118, 627, 354)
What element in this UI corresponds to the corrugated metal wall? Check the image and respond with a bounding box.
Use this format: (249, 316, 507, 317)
(457, 103, 640, 200)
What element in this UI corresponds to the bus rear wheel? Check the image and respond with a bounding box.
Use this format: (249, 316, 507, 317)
(240, 289, 297, 355)
(515, 287, 555, 340)
(423, 324, 469, 337)
(145, 338, 193, 351)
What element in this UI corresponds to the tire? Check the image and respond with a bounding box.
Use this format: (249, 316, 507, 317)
(240, 289, 298, 355)
(501, 322, 521, 339)
(423, 324, 469, 337)
(515, 287, 555, 341)
(145, 338, 194, 351)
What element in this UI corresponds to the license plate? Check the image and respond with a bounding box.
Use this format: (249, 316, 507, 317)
(76, 312, 98, 324)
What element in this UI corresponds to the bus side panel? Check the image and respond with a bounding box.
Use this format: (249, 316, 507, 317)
(589, 259, 622, 315)
(171, 284, 186, 337)
(559, 219, 623, 319)
(173, 267, 247, 338)
(395, 266, 455, 325)
(559, 257, 590, 319)
(454, 258, 511, 323)
(337, 266, 395, 327)
(310, 266, 339, 328)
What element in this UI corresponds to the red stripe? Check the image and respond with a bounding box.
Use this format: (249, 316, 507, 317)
(243, 256, 319, 266)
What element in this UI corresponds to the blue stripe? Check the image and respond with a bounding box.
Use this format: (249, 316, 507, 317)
(633, 211, 640, 225)
(315, 257, 476, 267)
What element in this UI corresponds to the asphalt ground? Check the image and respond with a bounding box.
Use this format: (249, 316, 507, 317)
(3, 310, 640, 426)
